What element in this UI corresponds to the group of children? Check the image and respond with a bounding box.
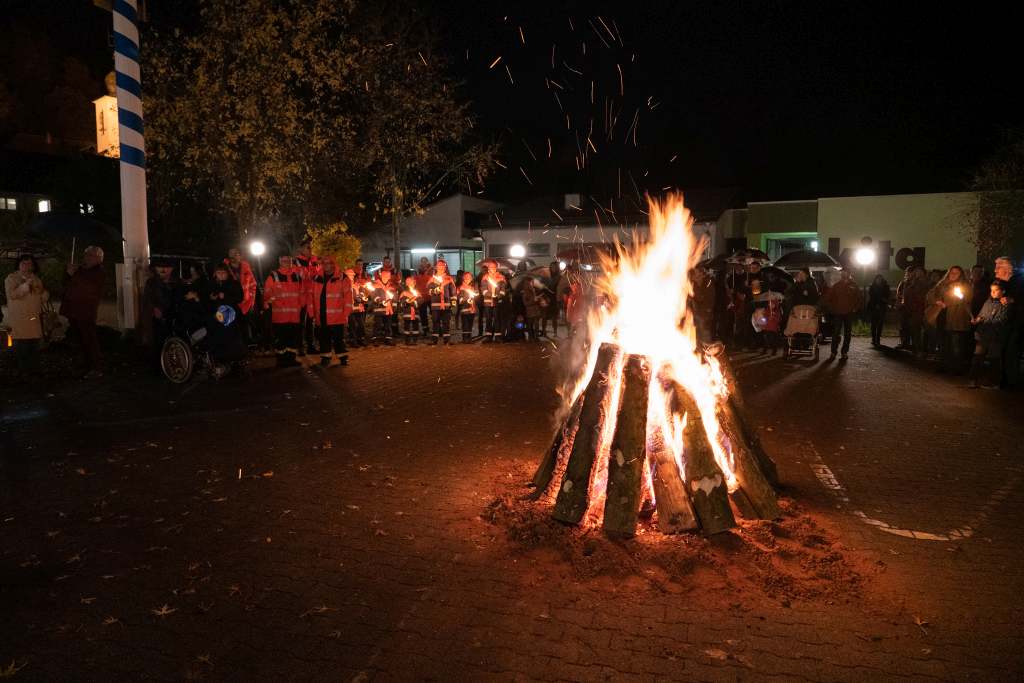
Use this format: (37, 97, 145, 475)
(263, 254, 563, 368)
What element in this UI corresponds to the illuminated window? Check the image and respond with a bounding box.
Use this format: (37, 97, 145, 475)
(38, 199, 51, 213)
(2, 197, 16, 211)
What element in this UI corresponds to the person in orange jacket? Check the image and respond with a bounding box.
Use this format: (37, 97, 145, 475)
(294, 239, 320, 356)
(346, 266, 370, 347)
(307, 256, 352, 367)
(427, 259, 457, 345)
(264, 254, 303, 367)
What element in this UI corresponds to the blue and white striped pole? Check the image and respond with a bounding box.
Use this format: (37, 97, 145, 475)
(112, 0, 149, 328)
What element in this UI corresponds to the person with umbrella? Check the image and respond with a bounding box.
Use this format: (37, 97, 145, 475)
(61, 246, 105, 379)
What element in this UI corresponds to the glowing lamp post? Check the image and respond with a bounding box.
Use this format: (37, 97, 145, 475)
(250, 240, 266, 281)
(510, 244, 527, 259)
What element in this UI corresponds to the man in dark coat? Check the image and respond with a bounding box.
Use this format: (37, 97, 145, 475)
(61, 245, 106, 378)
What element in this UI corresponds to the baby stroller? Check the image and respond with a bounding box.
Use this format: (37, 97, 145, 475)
(783, 304, 820, 360)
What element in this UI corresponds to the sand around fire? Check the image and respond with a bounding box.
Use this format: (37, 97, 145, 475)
(483, 479, 872, 608)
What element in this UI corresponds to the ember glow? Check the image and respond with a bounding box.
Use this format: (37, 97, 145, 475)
(566, 194, 737, 525)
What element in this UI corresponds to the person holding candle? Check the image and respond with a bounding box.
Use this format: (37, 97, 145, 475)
(427, 259, 457, 345)
(346, 267, 369, 347)
(4, 254, 48, 378)
(370, 269, 398, 345)
(398, 275, 423, 345)
(480, 259, 508, 343)
(928, 265, 972, 374)
(456, 272, 479, 343)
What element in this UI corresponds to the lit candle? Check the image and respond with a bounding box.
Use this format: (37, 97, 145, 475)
(953, 286, 963, 300)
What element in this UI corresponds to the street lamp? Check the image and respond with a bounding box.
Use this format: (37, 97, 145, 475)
(249, 240, 266, 281)
(854, 247, 875, 266)
(509, 244, 526, 259)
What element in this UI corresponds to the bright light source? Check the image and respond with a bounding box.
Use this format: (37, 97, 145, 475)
(249, 240, 266, 257)
(810, 241, 819, 251)
(410, 247, 436, 254)
(38, 199, 51, 213)
(854, 247, 875, 266)
(582, 264, 594, 271)
(558, 261, 567, 271)
(509, 244, 526, 258)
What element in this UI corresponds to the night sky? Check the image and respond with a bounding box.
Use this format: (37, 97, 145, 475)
(443, 1, 1024, 205)
(5, 1, 1022, 209)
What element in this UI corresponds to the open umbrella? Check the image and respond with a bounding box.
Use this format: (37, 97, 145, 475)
(725, 248, 770, 265)
(758, 265, 795, 284)
(773, 249, 840, 271)
(26, 212, 121, 245)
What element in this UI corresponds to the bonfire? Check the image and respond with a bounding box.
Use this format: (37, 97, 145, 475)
(529, 195, 779, 537)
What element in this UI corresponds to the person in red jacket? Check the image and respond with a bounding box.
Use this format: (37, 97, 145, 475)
(294, 240, 320, 355)
(264, 254, 303, 367)
(61, 245, 106, 378)
(370, 269, 399, 345)
(307, 257, 352, 367)
(224, 248, 257, 314)
(413, 257, 434, 339)
(427, 259, 457, 345)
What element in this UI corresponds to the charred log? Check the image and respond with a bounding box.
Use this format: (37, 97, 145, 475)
(602, 355, 649, 537)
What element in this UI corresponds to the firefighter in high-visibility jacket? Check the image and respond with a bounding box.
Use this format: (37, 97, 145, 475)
(457, 271, 479, 343)
(346, 267, 369, 347)
(398, 276, 423, 345)
(480, 259, 509, 342)
(294, 240, 320, 356)
(370, 269, 398, 345)
(427, 259, 458, 345)
(306, 257, 353, 367)
(264, 255, 304, 366)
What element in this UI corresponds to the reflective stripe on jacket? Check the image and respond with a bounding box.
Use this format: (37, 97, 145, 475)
(265, 269, 303, 324)
(308, 274, 353, 326)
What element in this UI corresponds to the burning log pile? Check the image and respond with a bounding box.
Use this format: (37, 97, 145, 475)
(527, 195, 780, 537)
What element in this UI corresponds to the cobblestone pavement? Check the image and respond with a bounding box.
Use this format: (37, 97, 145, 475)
(1, 336, 1022, 681)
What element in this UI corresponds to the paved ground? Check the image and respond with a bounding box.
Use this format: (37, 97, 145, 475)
(1, 336, 1022, 681)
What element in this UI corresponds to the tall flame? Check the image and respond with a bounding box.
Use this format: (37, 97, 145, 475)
(565, 194, 737, 525)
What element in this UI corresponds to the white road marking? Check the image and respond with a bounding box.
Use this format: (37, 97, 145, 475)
(810, 451, 1022, 542)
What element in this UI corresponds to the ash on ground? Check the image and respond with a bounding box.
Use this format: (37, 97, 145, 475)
(482, 475, 870, 608)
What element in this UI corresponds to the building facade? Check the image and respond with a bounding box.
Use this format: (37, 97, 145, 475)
(720, 191, 980, 281)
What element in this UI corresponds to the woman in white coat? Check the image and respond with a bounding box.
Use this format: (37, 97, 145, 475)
(4, 254, 48, 375)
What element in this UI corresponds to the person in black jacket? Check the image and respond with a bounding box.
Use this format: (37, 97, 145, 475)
(205, 263, 247, 367)
(866, 274, 890, 346)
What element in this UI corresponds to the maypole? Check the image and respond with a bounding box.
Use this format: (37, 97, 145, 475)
(111, 0, 150, 329)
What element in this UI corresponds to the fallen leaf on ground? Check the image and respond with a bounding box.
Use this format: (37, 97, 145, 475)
(151, 604, 177, 617)
(704, 649, 729, 661)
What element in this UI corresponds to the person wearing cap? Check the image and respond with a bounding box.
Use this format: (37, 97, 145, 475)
(479, 259, 508, 342)
(427, 259, 457, 345)
(398, 275, 424, 345)
(307, 256, 352, 367)
(346, 266, 369, 347)
(264, 254, 304, 367)
(370, 268, 399, 345)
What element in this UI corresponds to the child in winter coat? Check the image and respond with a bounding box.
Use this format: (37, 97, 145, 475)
(399, 276, 423, 345)
(456, 272, 479, 343)
(969, 281, 1009, 388)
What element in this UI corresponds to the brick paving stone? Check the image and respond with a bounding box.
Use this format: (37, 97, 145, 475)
(1, 339, 1022, 681)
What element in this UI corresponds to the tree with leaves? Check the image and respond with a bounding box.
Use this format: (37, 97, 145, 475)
(144, 0, 358, 246)
(343, 3, 497, 262)
(307, 222, 361, 269)
(965, 129, 1024, 261)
